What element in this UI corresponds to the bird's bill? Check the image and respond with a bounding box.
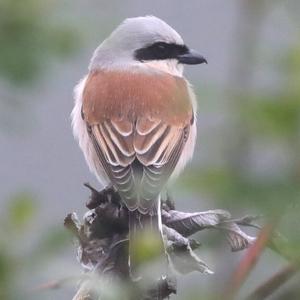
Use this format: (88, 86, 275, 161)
(177, 49, 207, 65)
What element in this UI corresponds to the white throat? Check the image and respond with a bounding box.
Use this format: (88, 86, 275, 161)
(90, 56, 184, 77)
(143, 59, 184, 77)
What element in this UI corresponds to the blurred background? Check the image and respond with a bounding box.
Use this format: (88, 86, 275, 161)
(0, 0, 299, 299)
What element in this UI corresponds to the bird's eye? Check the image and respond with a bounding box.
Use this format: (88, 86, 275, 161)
(157, 44, 166, 51)
(134, 42, 181, 61)
(154, 43, 168, 57)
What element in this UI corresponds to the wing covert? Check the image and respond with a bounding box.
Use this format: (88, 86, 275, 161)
(88, 116, 189, 213)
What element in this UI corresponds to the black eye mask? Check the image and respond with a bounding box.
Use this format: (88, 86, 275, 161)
(135, 42, 189, 61)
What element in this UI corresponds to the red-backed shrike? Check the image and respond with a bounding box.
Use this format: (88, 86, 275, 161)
(72, 16, 206, 275)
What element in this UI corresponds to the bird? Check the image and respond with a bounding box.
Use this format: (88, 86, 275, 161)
(71, 15, 207, 278)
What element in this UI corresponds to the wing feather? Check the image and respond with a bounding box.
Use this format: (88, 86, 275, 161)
(89, 118, 189, 212)
(138, 127, 189, 212)
(82, 70, 193, 213)
(92, 125, 118, 166)
(103, 120, 135, 156)
(111, 119, 133, 136)
(134, 122, 168, 156)
(136, 117, 161, 135)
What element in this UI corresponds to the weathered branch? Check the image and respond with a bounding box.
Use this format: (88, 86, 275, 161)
(65, 184, 256, 300)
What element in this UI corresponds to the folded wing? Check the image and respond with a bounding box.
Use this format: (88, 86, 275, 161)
(82, 70, 193, 213)
(88, 116, 189, 213)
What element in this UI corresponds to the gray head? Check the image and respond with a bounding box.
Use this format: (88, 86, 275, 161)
(89, 16, 206, 73)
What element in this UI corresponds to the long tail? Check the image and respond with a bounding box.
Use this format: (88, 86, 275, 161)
(128, 198, 166, 280)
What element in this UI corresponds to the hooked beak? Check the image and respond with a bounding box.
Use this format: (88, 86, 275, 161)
(177, 49, 207, 65)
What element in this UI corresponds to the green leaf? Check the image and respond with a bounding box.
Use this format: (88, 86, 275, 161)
(8, 192, 37, 230)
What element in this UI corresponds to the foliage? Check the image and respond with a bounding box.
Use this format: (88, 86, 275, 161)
(0, 0, 77, 85)
(0, 192, 71, 300)
(179, 4, 300, 298)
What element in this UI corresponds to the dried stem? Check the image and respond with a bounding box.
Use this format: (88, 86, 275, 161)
(245, 262, 299, 300)
(224, 221, 277, 300)
(65, 184, 257, 300)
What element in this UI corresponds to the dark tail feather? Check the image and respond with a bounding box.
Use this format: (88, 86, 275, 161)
(128, 204, 166, 280)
